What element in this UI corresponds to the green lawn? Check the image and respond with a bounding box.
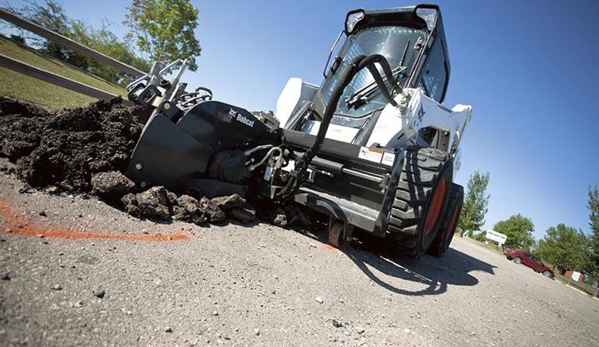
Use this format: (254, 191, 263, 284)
(0, 35, 127, 109)
(555, 274, 597, 296)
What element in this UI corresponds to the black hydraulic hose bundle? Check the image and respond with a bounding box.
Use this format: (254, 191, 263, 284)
(359, 54, 401, 107)
(275, 54, 402, 200)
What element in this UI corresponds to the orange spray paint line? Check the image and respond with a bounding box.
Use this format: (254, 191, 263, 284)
(0, 201, 191, 242)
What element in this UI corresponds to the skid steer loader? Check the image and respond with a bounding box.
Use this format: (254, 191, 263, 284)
(125, 4, 471, 257)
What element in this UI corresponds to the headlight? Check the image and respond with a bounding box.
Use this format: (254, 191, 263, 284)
(345, 10, 365, 34)
(416, 7, 438, 31)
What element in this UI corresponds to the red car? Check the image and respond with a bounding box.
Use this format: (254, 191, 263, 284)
(504, 248, 554, 278)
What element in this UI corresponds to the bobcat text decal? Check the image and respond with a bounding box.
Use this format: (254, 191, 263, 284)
(229, 108, 254, 128)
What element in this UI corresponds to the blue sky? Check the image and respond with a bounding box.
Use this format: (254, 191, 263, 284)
(3, 0, 599, 241)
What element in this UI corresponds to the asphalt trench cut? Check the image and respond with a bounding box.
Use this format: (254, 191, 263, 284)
(0, 201, 192, 242)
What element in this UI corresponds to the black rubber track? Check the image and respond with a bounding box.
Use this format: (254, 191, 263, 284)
(386, 146, 452, 257)
(427, 183, 464, 257)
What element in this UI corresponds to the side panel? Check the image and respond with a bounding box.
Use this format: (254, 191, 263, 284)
(300, 120, 360, 143)
(366, 89, 472, 157)
(366, 98, 405, 148)
(178, 101, 268, 148)
(275, 78, 318, 128)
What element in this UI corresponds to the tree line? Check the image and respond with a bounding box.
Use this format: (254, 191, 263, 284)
(1, 0, 201, 86)
(458, 170, 599, 279)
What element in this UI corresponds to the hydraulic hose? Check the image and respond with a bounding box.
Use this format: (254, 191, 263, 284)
(358, 54, 402, 107)
(276, 54, 401, 200)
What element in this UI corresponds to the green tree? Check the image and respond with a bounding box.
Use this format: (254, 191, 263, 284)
(6, 0, 72, 60)
(124, 0, 201, 71)
(458, 171, 490, 236)
(68, 19, 150, 85)
(492, 214, 535, 250)
(536, 224, 591, 271)
(588, 185, 599, 278)
(473, 230, 487, 242)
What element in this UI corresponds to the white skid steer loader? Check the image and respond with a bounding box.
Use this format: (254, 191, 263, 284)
(124, 4, 472, 257)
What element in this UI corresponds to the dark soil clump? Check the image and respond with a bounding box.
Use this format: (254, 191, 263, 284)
(122, 186, 173, 220)
(0, 97, 149, 193)
(91, 171, 136, 203)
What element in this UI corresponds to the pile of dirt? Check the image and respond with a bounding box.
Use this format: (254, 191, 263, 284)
(0, 97, 260, 226)
(0, 97, 148, 192)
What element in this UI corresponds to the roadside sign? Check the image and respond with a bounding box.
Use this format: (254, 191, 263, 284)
(485, 230, 507, 246)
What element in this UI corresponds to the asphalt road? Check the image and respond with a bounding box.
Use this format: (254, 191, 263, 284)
(1, 171, 598, 347)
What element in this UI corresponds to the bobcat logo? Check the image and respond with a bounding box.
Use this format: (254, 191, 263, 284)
(229, 108, 255, 128)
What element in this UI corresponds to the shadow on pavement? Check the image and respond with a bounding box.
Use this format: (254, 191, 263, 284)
(345, 245, 496, 296)
(304, 227, 496, 296)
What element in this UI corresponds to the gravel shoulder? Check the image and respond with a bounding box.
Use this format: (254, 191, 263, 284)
(1, 170, 598, 347)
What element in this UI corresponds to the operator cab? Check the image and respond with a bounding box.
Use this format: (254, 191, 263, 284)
(277, 4, 451, 146)
(321, 5, 450, 110)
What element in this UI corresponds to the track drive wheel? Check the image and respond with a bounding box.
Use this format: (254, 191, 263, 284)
(387, 146, 452, 257)
(427, 183, 464, 257)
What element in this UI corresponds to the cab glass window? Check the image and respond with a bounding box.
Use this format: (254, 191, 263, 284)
(320, 26, 426, 118)
(418, 38, 447, 102)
